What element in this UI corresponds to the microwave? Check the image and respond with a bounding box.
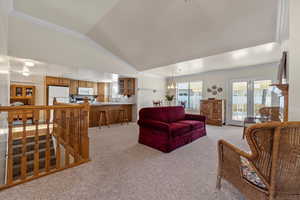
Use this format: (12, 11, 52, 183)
(78, 87, 94, 95)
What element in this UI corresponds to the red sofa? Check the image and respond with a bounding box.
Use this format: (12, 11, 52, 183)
(138, 106, 206, 153)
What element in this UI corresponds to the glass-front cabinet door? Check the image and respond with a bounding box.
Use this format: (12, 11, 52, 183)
(15, 86, 24, 97)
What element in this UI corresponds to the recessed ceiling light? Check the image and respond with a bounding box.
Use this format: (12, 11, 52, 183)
(24, 61, 35, 67)
(23, 66, 30, 73)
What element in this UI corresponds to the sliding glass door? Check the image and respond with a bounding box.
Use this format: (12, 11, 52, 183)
(231, 81, 248, 122)
(229, 79, 274, 125)
(177, 81, 203, 112)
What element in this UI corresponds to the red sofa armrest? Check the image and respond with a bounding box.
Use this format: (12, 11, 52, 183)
(138, 119, 170, 132)
(185, 114, 206, 122)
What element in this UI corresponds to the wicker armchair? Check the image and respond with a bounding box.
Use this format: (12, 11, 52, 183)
(217, 122, 300, 200)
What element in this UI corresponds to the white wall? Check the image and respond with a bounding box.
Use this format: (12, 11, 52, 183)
(0, 0, 11, 106)
(136, 73, 166, 119)
(288, 0, 300, 120)
(167, 63, 279, 121)
(169, 63, 278, 98)
(0, 0, 13, 186)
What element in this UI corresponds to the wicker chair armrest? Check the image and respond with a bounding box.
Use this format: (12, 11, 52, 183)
(218, 140, 252, 160)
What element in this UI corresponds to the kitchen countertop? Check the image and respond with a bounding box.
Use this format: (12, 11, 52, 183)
(90, 102, 135, 106)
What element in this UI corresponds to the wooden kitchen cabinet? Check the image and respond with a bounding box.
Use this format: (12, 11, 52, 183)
(118, 78, 135, 96)
(97, 83, 105, 102)
(10, 85, 36, 120)
(93, 82, 98, 95)
(11, 85, 36, 101)
(200, 99, 225, 126)
(45, 76, 70, 86)
(86, 81, 94, 89)
(78, 80, 87, 88)
(70, 80, 78, 95)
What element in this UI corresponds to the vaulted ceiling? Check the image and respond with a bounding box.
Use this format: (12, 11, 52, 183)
(11, 0, 280, 72)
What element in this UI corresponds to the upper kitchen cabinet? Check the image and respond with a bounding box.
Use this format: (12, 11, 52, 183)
(118, 78, 136, 96)
(86, 81, 94, 89)
(78, 80, 88, 88)
(93, 82, 98, 95)
(97, 83, 105, 102)
(70, 80, 79, 95)
(10, 84, 36, 105)
(45, 76, 70, 86)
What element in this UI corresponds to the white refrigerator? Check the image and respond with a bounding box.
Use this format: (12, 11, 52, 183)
(48, 86, 70, 105)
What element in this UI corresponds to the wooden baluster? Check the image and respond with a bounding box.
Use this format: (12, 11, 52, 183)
(21, 113, 28, 180)
(65, 109, 70, 167)
(54, 108, 61, 169)
(45, 110, 51, 172)
(7, 112, 14, 184)
(33, 110, 40, 176)
(81, 100, 90, 160)
(73, 109, 80, 162)
(61, 110, 66, 141)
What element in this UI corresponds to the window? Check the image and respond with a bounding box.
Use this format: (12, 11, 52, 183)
(177, 81, 203, 111)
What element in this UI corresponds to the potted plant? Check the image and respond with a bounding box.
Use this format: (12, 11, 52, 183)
(165, 94, 175, 106)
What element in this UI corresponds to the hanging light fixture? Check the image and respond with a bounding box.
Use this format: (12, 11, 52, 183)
(168, 73, 177, 90)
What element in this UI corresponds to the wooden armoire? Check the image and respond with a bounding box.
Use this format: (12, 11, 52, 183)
(200, 99, 225, 126)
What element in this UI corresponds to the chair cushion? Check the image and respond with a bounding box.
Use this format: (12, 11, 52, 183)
(169, 122, 191, 137)
(240, 157, 267, 189)
(178, 120, 204, 130)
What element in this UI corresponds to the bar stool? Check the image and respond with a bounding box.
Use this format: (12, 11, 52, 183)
(98, 110, 110, 129)
(118, 109, 129, 125)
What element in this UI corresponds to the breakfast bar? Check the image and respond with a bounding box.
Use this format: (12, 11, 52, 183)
(88, 102, 134, 128)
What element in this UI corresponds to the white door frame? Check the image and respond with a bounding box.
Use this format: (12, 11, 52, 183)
(227, 78, 275, 126)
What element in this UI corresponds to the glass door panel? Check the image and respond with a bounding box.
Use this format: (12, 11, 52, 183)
(232, 81, 248, 122)
(177, 83, 189, 108)
(253, 80, 272, 117)
(229, 79, 276, 125)
(189, 82, 203, 111)
(177, 82, 203, 112)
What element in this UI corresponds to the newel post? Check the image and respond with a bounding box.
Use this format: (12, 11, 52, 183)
(81, 98, 90, 160)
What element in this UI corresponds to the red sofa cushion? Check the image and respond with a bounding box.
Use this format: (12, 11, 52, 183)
(139, 106, 185, 123)
(137, 119, 170, 132)
(169, 122, 191, 137)
(166, 106, 186, 122)
(178, 120, 204, 130)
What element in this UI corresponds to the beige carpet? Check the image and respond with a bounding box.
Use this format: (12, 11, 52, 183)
(0, 124, 248, 200)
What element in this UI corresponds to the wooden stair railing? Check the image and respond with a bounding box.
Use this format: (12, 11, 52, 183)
(0, 102, 90, 190)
